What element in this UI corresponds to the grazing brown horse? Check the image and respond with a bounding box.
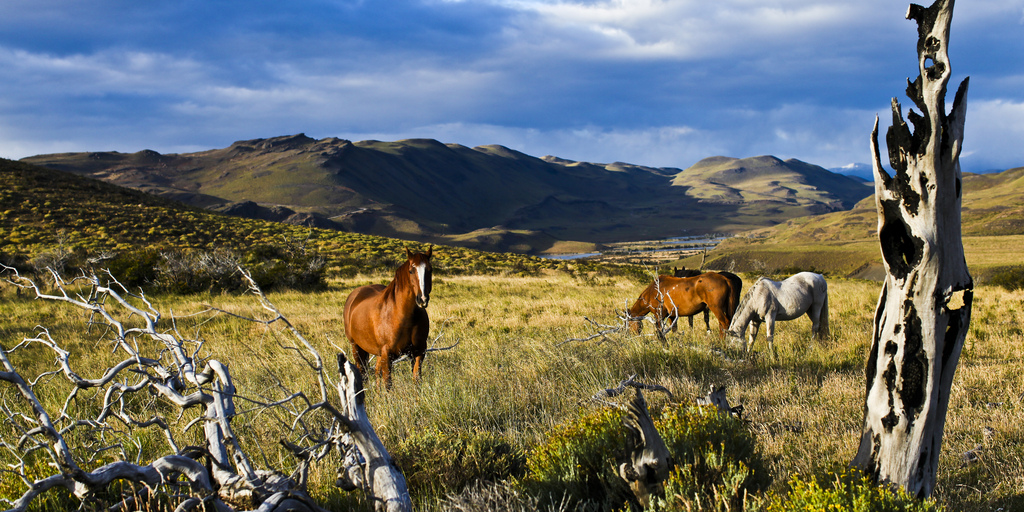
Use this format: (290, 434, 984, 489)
(628, 272, 739, 336)
(665, 268, 743, 332)
(343, 247, 432, 389)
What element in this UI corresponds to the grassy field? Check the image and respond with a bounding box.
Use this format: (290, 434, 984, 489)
(1, 269, 1022, 510)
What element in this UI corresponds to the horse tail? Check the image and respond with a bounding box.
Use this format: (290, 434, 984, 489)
(817, 280, 830, 341)
(719, 271, 743, 319)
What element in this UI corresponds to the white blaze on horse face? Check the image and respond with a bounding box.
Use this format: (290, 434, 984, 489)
(414, 261, 430, 307)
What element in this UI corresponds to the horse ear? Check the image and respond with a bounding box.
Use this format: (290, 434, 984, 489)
(426, 245, 433, 258)
(405, 247, 412, 260)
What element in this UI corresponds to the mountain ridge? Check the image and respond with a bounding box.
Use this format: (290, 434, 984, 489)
(22, 134, 872, 254)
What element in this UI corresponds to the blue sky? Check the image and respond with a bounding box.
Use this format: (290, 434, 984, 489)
(1, 0, 1022, 173)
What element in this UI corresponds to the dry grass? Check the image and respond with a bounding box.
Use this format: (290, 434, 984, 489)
(1, 271, 1022, 510)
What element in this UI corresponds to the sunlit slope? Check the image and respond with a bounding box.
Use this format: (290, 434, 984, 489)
(676, 166, 1024, 279)
(672, 155, 870, 211)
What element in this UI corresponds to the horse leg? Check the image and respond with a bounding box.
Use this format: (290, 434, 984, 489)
(410, 308, 429, 384)
(765, 314, 778, 358)
(703, 308, 711, 335)
(810, 294, 830, 341)
(411, 354, 424, 382)
(376, 347, 392, 390)
(350, 342, 370, 375)
(711, 307, 729, 337)
(747, 320, 761, 353)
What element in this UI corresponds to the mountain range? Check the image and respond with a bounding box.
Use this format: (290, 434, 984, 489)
(22, 134, 872, 254)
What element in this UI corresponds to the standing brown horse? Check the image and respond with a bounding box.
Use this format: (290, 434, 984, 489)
(344, 247, 432, 389)
(628, 272, 739, 336)
(670, 268, 743, 331)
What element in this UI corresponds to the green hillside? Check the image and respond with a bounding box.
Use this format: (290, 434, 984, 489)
(22, 135, 871, 252)
(0, 158, 570, 277)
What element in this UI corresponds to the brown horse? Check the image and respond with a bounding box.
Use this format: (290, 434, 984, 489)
(666, 268, 743, 332)
(628, 272, 739, 336)
(344, 247, 432, 389)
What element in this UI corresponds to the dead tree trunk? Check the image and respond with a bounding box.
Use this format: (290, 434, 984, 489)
(852, 0, 972, 498)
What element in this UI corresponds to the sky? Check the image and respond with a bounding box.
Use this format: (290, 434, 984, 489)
(0, 0, 1022, 174)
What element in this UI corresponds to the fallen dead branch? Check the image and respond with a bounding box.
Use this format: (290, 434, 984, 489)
(0, 265, 412, 512)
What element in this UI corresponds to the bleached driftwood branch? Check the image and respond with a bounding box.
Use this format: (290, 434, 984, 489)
(557, 301, 678, 347)
(0, 265, 410, 512)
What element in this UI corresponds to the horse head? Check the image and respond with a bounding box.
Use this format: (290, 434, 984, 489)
(628, 317, 643, 334)
(626, 298, 647, 334)
(405, 246, 433, 308)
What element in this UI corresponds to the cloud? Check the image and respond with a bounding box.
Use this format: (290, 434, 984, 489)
(0, 0, 1021, 175)
(961, 98, 1024, 171)
(0, 47, 206, 100)
(494, 0, 897, 61)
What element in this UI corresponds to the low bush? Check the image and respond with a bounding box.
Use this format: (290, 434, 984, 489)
(988, 265, 1024, 291)
(101, 248, 162, 289)
(765, 469, 943, 512)
(651, 404, 770, 511)
(522, 407, 633, 510)
(391, 429, 526, 498)
(523, 403, 771, 512)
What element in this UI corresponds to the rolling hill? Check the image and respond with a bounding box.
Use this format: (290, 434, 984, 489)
(22, 134, 871, 254)
(0, 158, 563, 276)
(675, 166, 1024, 280)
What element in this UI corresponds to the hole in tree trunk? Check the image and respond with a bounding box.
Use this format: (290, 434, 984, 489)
(946, 289, 966, 310)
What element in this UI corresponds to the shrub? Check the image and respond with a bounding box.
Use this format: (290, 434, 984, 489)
(988, 265, 1024, 291)
(155, 248, 244, 294)
(523, 403, 770, 512)
(650, 404, 770, 512)
(391, 429, 526, 498)
(765, 469, 943, 512)
(101, 248, 162, 289)
(243, 243, 327, 291)
(522, 407, 634, 510)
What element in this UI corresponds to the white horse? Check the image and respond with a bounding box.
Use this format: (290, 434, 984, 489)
(726, 271, 829, 354)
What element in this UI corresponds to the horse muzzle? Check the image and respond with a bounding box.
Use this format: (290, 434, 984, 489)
(416, 295, 429, 308)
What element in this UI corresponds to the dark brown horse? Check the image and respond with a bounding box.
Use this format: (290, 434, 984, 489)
(667, 268, 743, 332)
(343, 247, 432, 389)
(628, 272, 740, 336)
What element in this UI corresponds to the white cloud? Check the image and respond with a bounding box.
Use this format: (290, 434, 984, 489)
(0, 47, 206, 98)
(494, 0, 891, 60)
(961, 98, 1024, 170)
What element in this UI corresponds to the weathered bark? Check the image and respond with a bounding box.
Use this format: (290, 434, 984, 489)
(851, 0, 972, 498)
(334, 354, 413, 512)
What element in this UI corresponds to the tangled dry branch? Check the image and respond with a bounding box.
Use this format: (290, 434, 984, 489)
(0, 265, 410, 512)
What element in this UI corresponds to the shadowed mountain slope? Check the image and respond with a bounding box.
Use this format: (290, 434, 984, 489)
(23, 134, 871, 253)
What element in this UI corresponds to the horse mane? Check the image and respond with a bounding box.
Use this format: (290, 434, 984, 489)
(738, 277, 764, 304)
(379, 259, 411, 299)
